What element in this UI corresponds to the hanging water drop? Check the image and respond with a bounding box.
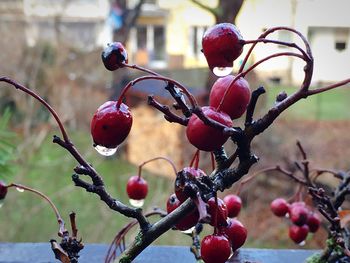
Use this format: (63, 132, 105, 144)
(0, 200, 3, 208)
(298, 240, 306, 246)
(180, 226, 195, 234)
(129, 199, 145, 208)
(94, 145, 118, 156)
(16, 187, 24, 193)
(213, 67, 233, 77)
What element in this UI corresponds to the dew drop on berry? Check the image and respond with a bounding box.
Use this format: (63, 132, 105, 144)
(298, 241, 306, 246)
(94, 145, 118, 156)
(180, 226, 195, 234)
(129, 198, 145, 208)
(16, 187, 24, 193)
(213, 67, 233, 77)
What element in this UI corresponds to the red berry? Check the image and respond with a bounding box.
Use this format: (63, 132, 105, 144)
(307, 213, 321, 233)
(221, 218, 247, 251)
(200, 234, 231, 263)
(270, 198, 290, 217)
(175, 167, 206, 203)
(289, 224, 309, 244)
(209, 76, 251, 119)
(91, 101, 132, 148)
(202, 23, 244, 73)
(126, 176, 148, 200)
(186, 107, 233, 152)
(207, 197, 228, 226)
(289, 202, 309, 226)
(101, 42, 128, 71)
(223, 194, 242, 218)
(0, 181, 7, 200)
(166, 194, 199, 231)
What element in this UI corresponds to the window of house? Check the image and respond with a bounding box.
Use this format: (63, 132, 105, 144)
(189, 26, 207, 57)
(335, 29, 349, 52)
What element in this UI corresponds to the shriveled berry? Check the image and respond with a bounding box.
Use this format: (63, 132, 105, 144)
(101, 42, 128, 71)
(223, 194, 242, 218)
(186, 107, 233, 152)
(91, 101, 132, 148)
(175, 167, 206, 203)
(126, 176, 148, 200)
(201, 234, 231, 263)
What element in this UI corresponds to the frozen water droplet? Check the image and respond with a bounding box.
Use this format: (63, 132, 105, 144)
(129, 199, 144, 208)
(94, 145, 118, 156)
(16, 187, 24, 193)
(298, 241, 306, 246)
(213, 67, 233, 77)
(180, 226, 195, 234)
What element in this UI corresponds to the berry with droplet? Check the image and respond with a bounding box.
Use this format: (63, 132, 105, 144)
(209, 76, 251, 119)
(91, 101, 132, 149)
(289, 224, 309, 244)
(207, 197, 228, 226)
(200, 234, 231, 263)
(101, 42, 128, 71)
(270, 198, 290, 217)
(126, 176, 148, 200)
(0, 181, 7, 200)
(166, 194, 199, 231)
(223, 194, 242, 218)
(186, 107, 233, 152)
(202, 23, 244, 73)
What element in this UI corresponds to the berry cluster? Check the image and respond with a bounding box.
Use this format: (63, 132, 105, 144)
(271, 198, 321, 244)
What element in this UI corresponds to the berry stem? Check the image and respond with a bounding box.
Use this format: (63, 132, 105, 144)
(6, 183, 67, 237)
(210, 152, 215, 171)
(122, 63, 160, 76)
(138, 156, 178, 179)
(0, 77, 70, 143)
(189, 150, 200, 167)
(116, 75, 198, 109)
(194, 151, 200, 169)
(214, 193, 218, 235)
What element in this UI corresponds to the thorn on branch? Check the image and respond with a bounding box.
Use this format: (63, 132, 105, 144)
(164, 82, 192, 117)
(245, 86, 266, 126)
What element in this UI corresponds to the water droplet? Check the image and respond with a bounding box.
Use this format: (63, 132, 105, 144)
(285, 213, 290, 219)
(213, 67, 233, 77)
(298, 241, 306, 246)
(129, 199, 144, 208)
(0, 200, 4, 208)
(94, 145, 118, 156)
(16, 187, 24, 193)
(180, 226, 195, 234)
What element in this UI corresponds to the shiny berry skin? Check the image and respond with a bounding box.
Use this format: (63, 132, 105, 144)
(186, 107, 233, 152)
(0, 181, 7, 200)
(202, 23, 244, 71)
(175, 167, 206, 203)
(91, 101, 132, 148)
(207, 197, 228, 226)
(209, 76, 251, 119)
(289, 224, 309, 244)
(270, 198, 290, 217)
(101, 42, 128, 71)
(166, 194, 199, 231)
(221, 218, 247, 251)
(289, 202, 309, 226)
(223, 194, 242, 218)
(126, 176, 148, 200)
(307, 213, 321, 233)
(200, 234, 231, 263)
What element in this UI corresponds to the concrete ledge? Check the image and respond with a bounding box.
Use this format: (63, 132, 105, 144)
(0, 243, 320, 262)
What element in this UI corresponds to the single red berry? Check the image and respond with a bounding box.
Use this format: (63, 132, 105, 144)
(209, 76, 251, 119)
(166, 194, 199, 231)
(0, 181, 8, 200)
(91, 101, 132, 149)
(223, 194, 242, 218)
(186, 107, 233, 152)
(307, 213, 321, 233)
(202, 23, 244, 74)
(270, 198, 290, 217)
(289, 224, 309, 244)
(200, 234, 231, 263)
(207, 197, 228, 226)
(220, 218, 247, 251)
(126, 176, 148, 200)
(174, 167, 206, 203)
(289, 202, 309, 226)
(101, 42, 128, 71)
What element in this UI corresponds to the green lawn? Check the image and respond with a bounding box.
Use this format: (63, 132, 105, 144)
(264, 84, 350, 120)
